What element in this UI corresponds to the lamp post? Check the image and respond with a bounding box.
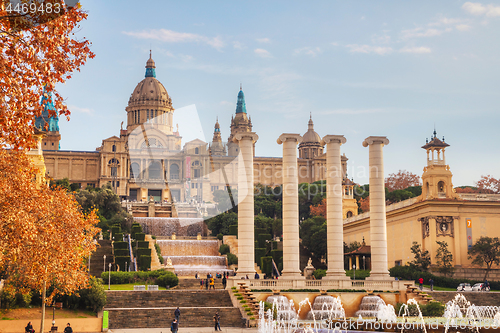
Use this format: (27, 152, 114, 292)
(108, 263, 112, 290)
(353, 264, 356, 280)
(363, 256, 366, 271)
(103, 255, 106, 274)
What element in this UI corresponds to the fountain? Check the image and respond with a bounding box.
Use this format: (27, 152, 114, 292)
(306, 295, 345, 320)
(265, 295, 298, 321)
(157, 239, 230, 276)
(355, 295, 386, 318)
(134, 217, 206, 236)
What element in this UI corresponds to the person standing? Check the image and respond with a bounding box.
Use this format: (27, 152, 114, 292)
(171, 318, 178, 333)
(174, 307, 180, 324)
(206, 277, 209, 290)
(222, 275, 227, 289)
(210, 276, 215, 289)
(429, 278, 434, 291)
(200, 278, 204, 290)
(64, 323, 73, 333)
(214, 311, 221, 331)
(418, 277, 423, 291)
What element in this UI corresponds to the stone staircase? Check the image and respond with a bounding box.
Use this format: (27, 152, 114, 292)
(104, 290, 244, 329)
(90, 240, 113, 278)
(145, 235, 162, 271)
(405, 285, 436, 304)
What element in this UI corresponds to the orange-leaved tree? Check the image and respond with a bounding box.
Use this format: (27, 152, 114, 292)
(385, 170, 421, 192)
(476, 175, 500, 194)
(0, 149, 99, 332)
(0, 0, 94, 149)
(310, 198, 326, 218)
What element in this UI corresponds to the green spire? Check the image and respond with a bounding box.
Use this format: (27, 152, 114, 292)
(235, 86, 246, 114)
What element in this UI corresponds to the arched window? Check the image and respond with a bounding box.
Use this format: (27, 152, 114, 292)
(192, 160, 202, 178)
(438, 181, 445, 193)
(195, 147, 199, 154)
(112, 145, 116, 152)
(130, 162, 140, 179)
(346, 211, 353, 218)
(170, 164, 179, 180)
(108, 158, 119, 176)
(148, 161, 162, 179)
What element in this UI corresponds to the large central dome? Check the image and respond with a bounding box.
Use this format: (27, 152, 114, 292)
(125, 53, 175, 134)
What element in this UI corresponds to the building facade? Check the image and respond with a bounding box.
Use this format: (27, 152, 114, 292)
(41, 55, 358, 218)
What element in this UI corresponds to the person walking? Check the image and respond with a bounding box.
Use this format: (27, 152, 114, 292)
(206, 277, 209, 290)
(171, 318, 178, 333)
(64, 323, 73, 333)
(210, 276, 215, 289)
(429, 278, 434, 291)
(418, 277, 424, 291)
(174, 307, 181, 324)
(222, 275, 227, 289)
(214, 311, 221, 331)
(200, 278, 204, 290)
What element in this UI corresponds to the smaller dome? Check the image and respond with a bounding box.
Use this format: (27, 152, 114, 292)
(302, 115, 321, 143)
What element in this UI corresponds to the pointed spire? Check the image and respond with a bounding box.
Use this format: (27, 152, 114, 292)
(235, 86, 247, 114)
(145, 51, 156, 78)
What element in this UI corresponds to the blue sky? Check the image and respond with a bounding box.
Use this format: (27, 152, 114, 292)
(57, 1, 500, 186)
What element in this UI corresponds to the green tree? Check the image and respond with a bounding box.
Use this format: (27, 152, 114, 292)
(468, 236, 500, 280)
(435, 241, 454, 277)
(300, 216, 327, 259)
(206, 212, 238, 236)
(409, 242, 431, 271)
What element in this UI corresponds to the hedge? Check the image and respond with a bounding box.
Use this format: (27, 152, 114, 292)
(219, 244, 230, 255)
(261, 256, 273, 277)
(135, 233, 146, 241)
(227, 253, 238, 266)
(131, 224, 142, 239)
(156, 271, 179, 289)
(346, 269, 371, 280)
(111, 226, 121, 236)
(257, 233, 272, 248)
(113, 241, 128, 250)
(114, 249, 129, 257)
(389, 265, 500, 290)
(138, 255, 151, 271)
(229, 225, 237, 236)
(255, 248, 266, 265)
(113, 232, 123, 242)
(101, 270, 179, 287)
(137, 248, 151, 257)
(254, 228, 267, 239)
(137, 241, 150, 248)
(115, 256, 131, 271)
(271, 249, 283, 266)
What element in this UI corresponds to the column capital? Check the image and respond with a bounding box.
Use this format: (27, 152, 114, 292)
(277, 133, 303, 145)
(362, 136, 389, 147)
(321, 135, 346, 146)
(233, 132, 259, 143)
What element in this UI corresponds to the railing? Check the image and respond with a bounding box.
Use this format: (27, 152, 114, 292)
(232, 278, 411, 291)
(459, 193, 500, 201)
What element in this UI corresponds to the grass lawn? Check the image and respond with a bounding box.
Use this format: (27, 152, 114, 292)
(107, 283, 168, 290)
(424, 284, 456, 291)
(0, 307, 95, 320)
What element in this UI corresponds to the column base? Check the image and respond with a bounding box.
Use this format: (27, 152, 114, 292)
(280, 271, 303, 280)
(366, 272, 392, 281)
(324, 270, 351, 280)
(234, 269, 256, 278)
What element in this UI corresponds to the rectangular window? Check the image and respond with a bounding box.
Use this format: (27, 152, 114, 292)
(117, 181, 120, 188)
(194, 169, 200, 178)
(111, 167, 117, 176)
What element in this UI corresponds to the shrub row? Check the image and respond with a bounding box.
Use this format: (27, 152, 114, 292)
(101, 270, 178, 287)
(395, 301, 445, 317)
(389, 265, 500, 290)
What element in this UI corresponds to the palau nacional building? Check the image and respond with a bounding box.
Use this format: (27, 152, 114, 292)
(34, 54, 500, 275)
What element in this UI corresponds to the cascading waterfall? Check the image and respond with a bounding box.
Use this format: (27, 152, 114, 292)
(306, 295, 345, 320)
(134, 217, 205, 236)
(157, 239, 230, 276)
(355, 295, 386, 317)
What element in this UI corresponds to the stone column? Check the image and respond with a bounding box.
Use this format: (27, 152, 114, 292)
(277, 134, 303, 279)
(322, 135, 350, 280)
(233, 132, 259, 276)
(362, 136, 392, 280)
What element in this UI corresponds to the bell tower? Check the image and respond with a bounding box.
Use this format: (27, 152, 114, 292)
(227, 86, 253, 156)
(421, 130, 457, 199)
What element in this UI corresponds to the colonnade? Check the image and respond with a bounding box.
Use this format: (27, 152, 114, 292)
(234, 132, 391, 281)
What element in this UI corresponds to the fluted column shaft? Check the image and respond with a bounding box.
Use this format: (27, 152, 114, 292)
(234, 132, 259, 276)
(278, 133, 302, 279)
(322, 135, 350, 280)
(363, 136, 391, 280)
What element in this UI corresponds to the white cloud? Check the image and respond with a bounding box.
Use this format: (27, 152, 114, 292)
(371, 34, 391, 44)
(123, 29, 225, 50)
(293, 47, 322, 57)
(399, 46, 432, 54)
(456, 24, 472, 31)
(429, 17, 464, 26)
(68, 105, 93, 114)
(401, 27, 448, 39)
(346, 44, 393, 55)
(331, 42, 339, 46)
(256, 38, 271, 43)
(233, 41, 245, 50)
(254, 48, 272, 58)
(462, 2, 500, 17)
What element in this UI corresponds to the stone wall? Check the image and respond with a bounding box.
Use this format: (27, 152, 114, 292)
(431, 267, 500, 281)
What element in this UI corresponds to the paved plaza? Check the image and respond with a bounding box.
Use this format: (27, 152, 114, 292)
(109, 328, 259, 333)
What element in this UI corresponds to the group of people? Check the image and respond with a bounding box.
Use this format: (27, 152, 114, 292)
(170, 307, 221, 332)
(26, 322, 73, 333)
(196, 272, 228, 290)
